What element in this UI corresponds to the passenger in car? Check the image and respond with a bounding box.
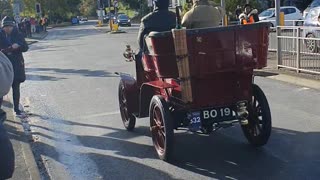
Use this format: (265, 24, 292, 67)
(182, 0, 224, 29)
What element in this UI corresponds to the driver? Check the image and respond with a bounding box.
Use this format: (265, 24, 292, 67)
(137, 0, 176, 52)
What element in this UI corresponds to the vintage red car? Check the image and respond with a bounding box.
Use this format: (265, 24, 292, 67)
(118, 22, 271, 161)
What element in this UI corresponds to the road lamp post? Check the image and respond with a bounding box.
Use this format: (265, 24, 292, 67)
(275, 0, 281, 67)
(221, 0, 227, 26)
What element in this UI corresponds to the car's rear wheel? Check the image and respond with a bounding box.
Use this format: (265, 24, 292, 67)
(242, 84, 272, 147)
(149, 96, 174, 161)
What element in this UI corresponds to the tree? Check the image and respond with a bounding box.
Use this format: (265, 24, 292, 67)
(79, 0, 97, 17)
(0, 0, 13, 19)
(21, 0, 81, 22)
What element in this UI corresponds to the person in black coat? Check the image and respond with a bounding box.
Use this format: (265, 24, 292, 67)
(137, 0, 176, 51)
(0, 35, 15, 179)
(0, 16, 29, 115)
(0, 120, 15, 179)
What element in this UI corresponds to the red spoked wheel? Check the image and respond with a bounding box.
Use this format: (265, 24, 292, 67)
(118, 80, 136, 131)
(242, 84, 272, 147)
(149, 95, 174, 161)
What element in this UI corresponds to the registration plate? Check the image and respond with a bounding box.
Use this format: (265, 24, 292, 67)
(201, 107, 235, 121)
(188, 107, 235, 131)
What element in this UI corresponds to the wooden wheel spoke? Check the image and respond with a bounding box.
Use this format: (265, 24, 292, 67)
(154, 109, 162, 122)
(122, 95, 127, 104)
(158, 132, 165, 147)
(153, 117, 162, 127)
(151, 125, 158, 131)
(160, 128, 165, 137)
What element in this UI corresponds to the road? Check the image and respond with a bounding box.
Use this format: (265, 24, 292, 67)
(21, 21, 320, 180)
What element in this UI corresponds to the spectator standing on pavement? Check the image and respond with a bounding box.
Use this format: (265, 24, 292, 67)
(39, 18, 43, 32)
(41, 17, 48, 32)
(0, 16, 29, 116)
(30, 17, 36, 33)
(239, 4, 259, 25)
(25, 18, 32, 37)
(0, 50, 13, 123)
(0, 121, 14, 179)
(235, 5, 242, 19)
(0, 49, 15, 180)
(182, 0, 224, 29)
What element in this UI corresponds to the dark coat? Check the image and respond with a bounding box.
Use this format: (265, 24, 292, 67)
(0, 28, 28, 83)
(0, 117, 15, 179)
(137, 9, 176, 50)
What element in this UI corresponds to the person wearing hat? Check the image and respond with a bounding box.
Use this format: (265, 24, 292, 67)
(137, 0, 176, 51)
(182, 0, 224, 29)
(0, 16, 29, 116)
(0, 118, 15, 179)
(0, 48, 14, 179)
(239, 4, 259, 25)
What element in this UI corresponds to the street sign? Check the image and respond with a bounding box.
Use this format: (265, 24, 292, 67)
(13, 3, 20, 16)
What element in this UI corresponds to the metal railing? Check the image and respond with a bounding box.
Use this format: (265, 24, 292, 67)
(262, 19, 305, 27)
(275, 26, 320, 74)
(268, 20, 305, 51)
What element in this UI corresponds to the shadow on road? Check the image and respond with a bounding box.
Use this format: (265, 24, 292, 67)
(26, 74, 67, 81)
(15, 109, 320, 179)
(87, 152, 177, 179)
(170, 127, 320, 179)
(26, 68, 119, 78)
(46, 27, 101, 41)
(254, 71, 279, 77)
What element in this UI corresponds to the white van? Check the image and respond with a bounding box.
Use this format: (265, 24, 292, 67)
(259, 6, 303, 26)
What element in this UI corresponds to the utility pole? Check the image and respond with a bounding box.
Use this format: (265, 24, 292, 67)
(221, 0, 226, 26)
(275, 0, 280, 26)
(12, 0, 22, 23)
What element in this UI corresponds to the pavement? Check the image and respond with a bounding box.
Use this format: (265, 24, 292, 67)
(2, 30, 48, 180)
(2, 95, 40, 180)
(255, 51, 320, 90)
(3, 21, 320, 180)
(25, 32, 49, 45)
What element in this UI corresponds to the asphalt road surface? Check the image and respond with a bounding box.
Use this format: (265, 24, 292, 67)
(21, 21, 320, 180)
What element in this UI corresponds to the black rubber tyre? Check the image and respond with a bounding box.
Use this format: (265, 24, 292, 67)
(149, 95, 174, 161)
(118, 80, 136, 131)
(242, 84, 272, 147)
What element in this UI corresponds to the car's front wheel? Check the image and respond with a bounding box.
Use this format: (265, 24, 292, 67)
(305, 33, 319, 53)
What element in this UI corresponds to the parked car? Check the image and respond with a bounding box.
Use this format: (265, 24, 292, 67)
(259, 6, 303, 26)
(116, 14, 131, 27)
(303, 0, 320, 19)
(303, 5, 311, 19)
(71, 17, 79, 25)
(303, 7, 320, 53)
(80, 16, 88, 21)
